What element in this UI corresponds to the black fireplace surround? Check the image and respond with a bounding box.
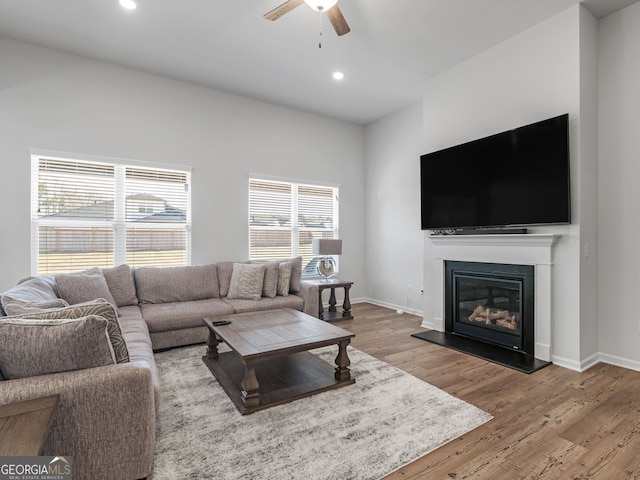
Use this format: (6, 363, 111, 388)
(413, 260, 550, 373)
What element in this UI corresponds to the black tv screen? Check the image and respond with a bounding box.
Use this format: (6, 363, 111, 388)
(420, 114, 570, 231)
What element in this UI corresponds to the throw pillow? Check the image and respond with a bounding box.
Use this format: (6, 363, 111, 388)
(273, 256, 302, 293)
(0, 315, 116, 380)
(248, 261, 279, 298)
(261, 263, 279, 298)
(288, 256, 302, 292)
(277, 262, 292, 297)
(4, 299, 70, 316)
(1, 275, 60, 313)
(56, 272, 117, 308)
(101, 264, 138, 307)
(0, 299, 129, 364)
(227, 263, 266, 301)
(215, 261, 235, 298)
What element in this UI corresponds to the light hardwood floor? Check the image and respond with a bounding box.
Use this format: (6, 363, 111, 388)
(333, 303, 640, 480)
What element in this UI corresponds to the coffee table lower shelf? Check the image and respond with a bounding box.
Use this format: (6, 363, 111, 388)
(202, 351, 354, 415)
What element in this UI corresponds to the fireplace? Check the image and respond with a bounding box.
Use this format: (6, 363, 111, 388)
(412, 233, 559, 373)
(413, 258, 547, 372)
(445, 261, 534, 356)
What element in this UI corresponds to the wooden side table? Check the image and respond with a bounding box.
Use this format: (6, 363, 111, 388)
(307, 278, 353, 321)
(0, 394, 59, 455)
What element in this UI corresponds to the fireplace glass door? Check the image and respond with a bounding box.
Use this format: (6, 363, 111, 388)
(454, 274, 523, 350)
(445, 261, 534, 354)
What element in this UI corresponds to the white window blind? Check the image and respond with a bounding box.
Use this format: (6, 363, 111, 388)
(124, 166, 190, 267)
(248, 178, 338, 274)
(32, 155, 191, 274)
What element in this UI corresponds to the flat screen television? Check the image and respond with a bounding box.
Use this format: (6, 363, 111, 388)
(420, 113, 570, 231)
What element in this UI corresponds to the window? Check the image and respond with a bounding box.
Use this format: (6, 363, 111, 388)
(32, 155, 191, 274)
(249, 178, 339, 275)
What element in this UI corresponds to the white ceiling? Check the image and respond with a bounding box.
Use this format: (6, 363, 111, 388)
(0, 0, 637, 125)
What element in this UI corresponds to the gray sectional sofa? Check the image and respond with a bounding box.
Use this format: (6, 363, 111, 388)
(0, 258, 320, 480)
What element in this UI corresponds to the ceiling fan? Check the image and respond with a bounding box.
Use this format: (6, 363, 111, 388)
(264, 0, 351, 43)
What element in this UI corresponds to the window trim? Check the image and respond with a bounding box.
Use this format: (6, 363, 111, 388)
(30, 150, 192, 274)
(248, 174, 340, 277)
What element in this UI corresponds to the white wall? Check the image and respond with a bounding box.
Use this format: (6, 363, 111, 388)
(420, 6, 596, 370)
(364, 102, 424, 314)
(597, 2, 640, 370)
(0, 38, 366, 294)
(578, 8, 600, 367)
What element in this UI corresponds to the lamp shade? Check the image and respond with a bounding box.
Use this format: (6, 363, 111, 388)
(312, 239, 342, 255)
(304, 0, 338, 12)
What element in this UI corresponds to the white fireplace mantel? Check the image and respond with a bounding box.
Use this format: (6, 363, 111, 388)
(427, 234, 559, 362)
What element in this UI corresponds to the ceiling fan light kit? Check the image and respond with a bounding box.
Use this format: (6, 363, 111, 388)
(264, 0, 351, 45)
(303, 0, 338, 12)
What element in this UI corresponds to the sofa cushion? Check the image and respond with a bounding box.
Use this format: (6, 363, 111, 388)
(227, 263, 265, 301)
(102, 264, 138, 307)
(114, 304, 159, 395)
(277, 261, 292, 297)
(3, 298, 69, 315)
(2, 299, 130, 364)
(141, 298, 234, 333)
(56, 272, 118, 308)
(135, 264, 219, 304)
(216, 261, 235, 298)
(223, 295, 304, 314)
(117, 305, 148, 333)
(1, 275, 60, 313)
(0, 315, 116, 379)
(117, 306, 152, 345)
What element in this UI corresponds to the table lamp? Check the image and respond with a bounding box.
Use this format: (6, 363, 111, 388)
(312, 239, 342, 281)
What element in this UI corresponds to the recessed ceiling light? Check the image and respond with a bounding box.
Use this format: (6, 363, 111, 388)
(332, 71, 345, 81)
(119, 0, 137, 10)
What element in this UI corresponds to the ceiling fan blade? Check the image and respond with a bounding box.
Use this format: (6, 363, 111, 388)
(327, 5, 350, 36)
(264, 0, 305, 21)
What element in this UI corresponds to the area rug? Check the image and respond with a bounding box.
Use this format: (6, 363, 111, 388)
(150, 344, 492, 480)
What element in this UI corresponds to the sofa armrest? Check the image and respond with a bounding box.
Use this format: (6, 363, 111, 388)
(0, 363, 155, 480)
(297, 280, 320, 319)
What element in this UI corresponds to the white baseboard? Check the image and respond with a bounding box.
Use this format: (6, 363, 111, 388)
(598, 352, 640, 373)
(578, 352, 602, 372)
(551, 351, 640, 373)
(420, 319, 437, 330)
(353, 297, 423, 317)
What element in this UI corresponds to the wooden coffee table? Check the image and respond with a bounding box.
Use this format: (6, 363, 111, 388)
(202, 308, 355, 415)
(0, 395, 59, 455)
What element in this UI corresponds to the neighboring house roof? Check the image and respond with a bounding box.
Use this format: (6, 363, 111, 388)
(127, 193, 166, 203)
(44, 201, 115, 220)
(141, 205, 187, 223)
(42, 194, 186, 223)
